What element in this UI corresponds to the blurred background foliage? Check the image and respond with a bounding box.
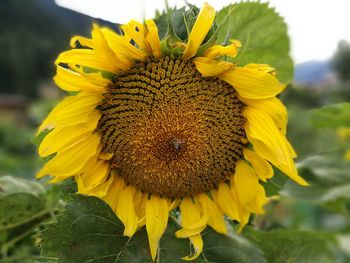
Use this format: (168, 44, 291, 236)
(0, 0, 350, 262)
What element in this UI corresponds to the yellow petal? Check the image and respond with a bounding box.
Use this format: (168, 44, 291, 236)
(116, 185, 138, 237)
(183, 3, 215, 60)
(244, 107, 307, 185)
(234, 161, 268, 214)
(54, 66, 107, 93)
(37, 92, 102, 134)
(92, 24, 130, 71)
(243, 148, 273, 182)
(56, 49, 119, 73)
(177, 198, 207, 230)
(193, 57, 233, 77)
(36, 133, 100, 179)
(229, 181, 251, 232)
(77, 170, 112, 198)
(101, 27, 147, 62)
(102, 174, 125, 212)
(76, 157, 110, 192)
(70, 35, 93, 49)
(240, 97, 287, 135)
(196, 194, 227, 235)
(219, 66, 285, 99)
(145, 20, 161, 59)
(182, 235, 203, 261)
(146, 195, 169, 261)
(177, 198, 206, 261)
(121, 20, 152, 55)
(134, 190, 148, 227)
(249, 137, 307, 186)
(203, 39, 241, 58)
(38, 111, 100, 157)
(245, 63, 276, 75)
(213, 183, 239, 221)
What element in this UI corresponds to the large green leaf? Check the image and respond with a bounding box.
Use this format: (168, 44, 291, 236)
(215, 2, 293, 83)
(282, 154, 350, 212)
(0, 176, 46, 230)
(311, 103, 350, 128)
(41, 195, 266, 263)
(244, 227, 337, 263)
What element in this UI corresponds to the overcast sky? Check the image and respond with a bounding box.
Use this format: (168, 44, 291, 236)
(56, 0, 350, 64)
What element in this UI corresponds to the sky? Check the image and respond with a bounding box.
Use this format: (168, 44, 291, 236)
(56, 0, 350, 64)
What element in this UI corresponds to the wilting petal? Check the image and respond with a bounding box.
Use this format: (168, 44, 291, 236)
(219, 66, 285, 99)
(193, 57, 233, 77)
(146, 195, 169, 261)
(203, 39, 241, 58)
(183, 3, 215, 60)
(243, 148, 273, 182)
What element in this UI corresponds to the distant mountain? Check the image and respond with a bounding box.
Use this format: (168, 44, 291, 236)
(0, 0, 116, 98)
(294, 60, 333, 86)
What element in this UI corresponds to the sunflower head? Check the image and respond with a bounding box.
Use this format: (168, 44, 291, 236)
(37, 2, 307, 261)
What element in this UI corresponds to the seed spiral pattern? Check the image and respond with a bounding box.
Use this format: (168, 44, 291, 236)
(97, 56, 246, 198)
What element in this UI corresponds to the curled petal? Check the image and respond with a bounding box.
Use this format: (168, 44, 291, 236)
(203, 39, 241, 58)
(193, 57, 233, 77)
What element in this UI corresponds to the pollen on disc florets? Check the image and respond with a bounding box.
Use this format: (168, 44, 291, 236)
(97, 56, 246, 198)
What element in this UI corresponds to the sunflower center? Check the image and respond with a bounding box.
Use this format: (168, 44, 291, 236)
(97, 56, 246, 198)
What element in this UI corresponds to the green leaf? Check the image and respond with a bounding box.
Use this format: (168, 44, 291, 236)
(41, 195, 266, 263)
(244, 227, 337, 263)
(282, 154, 350, 212)
(0, 176, 46, 230)
(193, 228, 266, 263)
(215, 2, 293, 83)
(311, 103, 350, 128)
(261, 169, 289, 197)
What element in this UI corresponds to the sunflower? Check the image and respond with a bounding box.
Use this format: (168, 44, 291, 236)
(36, 3, 307, 261)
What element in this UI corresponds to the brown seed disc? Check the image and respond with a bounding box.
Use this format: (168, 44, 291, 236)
(97, 56, 246, 198)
